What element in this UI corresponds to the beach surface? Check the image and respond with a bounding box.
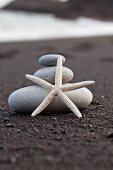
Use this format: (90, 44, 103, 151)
(0, 36, 113, 170)
(4, 0, 113, 20)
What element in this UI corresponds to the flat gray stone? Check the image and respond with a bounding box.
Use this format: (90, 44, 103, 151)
(8, 85, 93, 113)
(38, 54, 65, 66)
(33, 66, 74, 84)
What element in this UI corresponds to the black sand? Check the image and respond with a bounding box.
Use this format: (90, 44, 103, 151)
(0, 36, 113, 170)
(4, 0, 113, 20)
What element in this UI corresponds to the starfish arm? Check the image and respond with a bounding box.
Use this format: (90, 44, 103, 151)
(58, 91, 82, 118)
(55, 56, 63, 87)
(61, 81, 95, 92)
(25, 74, 54, 91)
(31, 90, 56, 117)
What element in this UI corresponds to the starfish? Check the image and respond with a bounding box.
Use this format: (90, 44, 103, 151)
(25, 56, 95, 118)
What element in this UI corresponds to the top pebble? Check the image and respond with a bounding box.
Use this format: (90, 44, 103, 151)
(38, 54, 65, 66)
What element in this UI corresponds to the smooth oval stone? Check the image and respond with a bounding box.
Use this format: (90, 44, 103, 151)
(38, 54, 65, 66)
(8, 85, 93, 113)
(33, 66, 74, 84)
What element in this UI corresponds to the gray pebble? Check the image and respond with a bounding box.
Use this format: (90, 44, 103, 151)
(33, 66, 74, 84)
(38, 54, 65, 66)
(8, 85, 93, 113)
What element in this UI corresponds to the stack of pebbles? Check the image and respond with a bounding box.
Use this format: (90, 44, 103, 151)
(8, 54, 93, 113)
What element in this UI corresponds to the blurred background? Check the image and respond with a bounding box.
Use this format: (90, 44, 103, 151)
(1, 0, 113, 42)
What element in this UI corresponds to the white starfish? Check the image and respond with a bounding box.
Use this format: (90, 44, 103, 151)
(25, 56, 95, 118)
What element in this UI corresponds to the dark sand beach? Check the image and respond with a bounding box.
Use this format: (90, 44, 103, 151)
(0, 36, 113, 170)
(4, 0, 113, 20)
